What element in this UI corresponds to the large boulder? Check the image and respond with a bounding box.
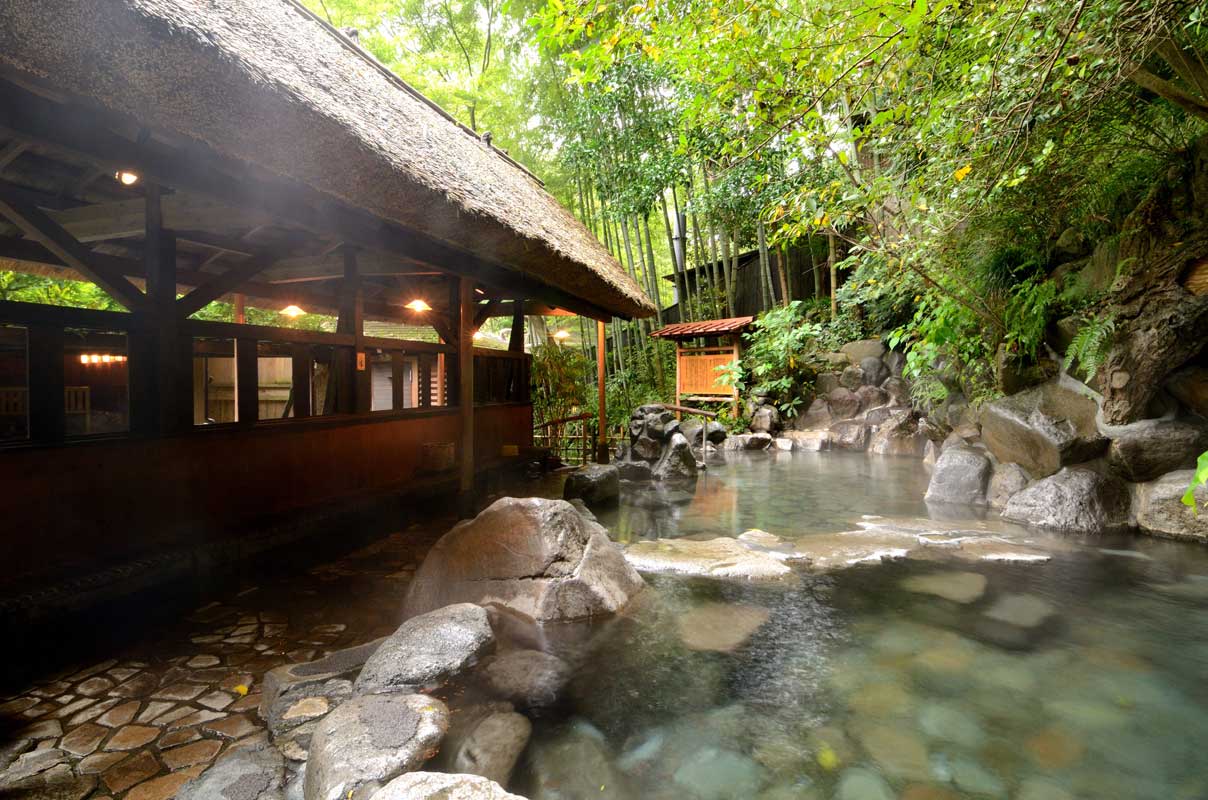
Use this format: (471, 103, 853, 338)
(839, 365, 865, 390)
(370, 773, 524, 800)
(562, 464, 621, 506)
(305, 694, 448, 800)
(443, 708, 532, 788)
(924, 446, 991, 505)
(1165, 366, 1208, 419)
(653, 432, 698, 481)
(987, 462, 1031, 509)
(827, 388, 861, 420)
(722, 433, 772, 451)
(704, 420, 728, 445)
(179, 740, 285, 800)
(868, 410, 926, 457)
(855, 385, 890, 412)
(679, 418, 704, 445)
(881, 377, 910, 406)
(840, 338, 886, 363)
(261, 639, 386, 720)
(1105, 417, 1208, 482)
(980, 380, 1106, 477)
(793, 398, 832, 431)
(1132, 470, 1208, 542)
(884, 350, 907, 378)
(355, 604, 493, 695)
(617, 460, 652, 481)
(631, 435, 662, 462)
(1003, 467, 1131, 533)
(830, 420, 871, 451)
(750, 404, 781, 434)
(403, 498, 644, 623)
(860, 356, 889, 387)
(783, 430, 830, 451)
(816, 372, 843, 395)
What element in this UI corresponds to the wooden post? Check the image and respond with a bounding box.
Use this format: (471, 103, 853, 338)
(340, 247, 370, 414)
(291, 343, 311, 418)
(27, 324, 64, 443)
(596, 319, 609, 463)
(144, 184, 188, 434)
(508, 304, 525, 352)
(457, 276, 475, 514)
(391, 352, 409, 411)
(233, 293, 246, 324)
(235, 336, 258, 425)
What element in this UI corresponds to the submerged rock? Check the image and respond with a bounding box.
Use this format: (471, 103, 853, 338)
(563, 464, 621, 506)
(672, 747, 768, 800)
(835, 768, 894, 800)
(446, 711, 532, 788)
(370, 773, 525, 800)
(355, 604, 493, 695)
(900, 571, 987, 604)
(1003, 467, 1130, 533)
(1132, 469, 1208, 542)
(924, 446, 991, 505)
(527, 720, 630, 800)
(976, 593, 1058, 650)
(675, 602, 771, 653)
(624, 537, 795, 582)
(305, 694, 448, 800)
(482, 650, 572, 709)
(979, 380, 1106, 478)
(403, 497, 644, 623)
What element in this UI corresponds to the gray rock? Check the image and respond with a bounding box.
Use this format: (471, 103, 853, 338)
(704, 420, 728, 445)
(1003, 467, 1130, 532)
(793, 398, 832, 431)
(980, 380, 1106, 477)
(562, 464, 621, 506)
(839, 365, 865, 391)
(645, 410, 678, 440)
(868, 410, 925, 457)
(632, 435, 662, 462)
(266, 679, 352, 739)
(924, 446, 991, 505)
(883, 350, 906, 378)
(750, 404, 781, 434)
(855, 384, 889, 411)
(567, 499, 597, 523)
(816, 372, 843, 395)
(860, 356, 889, 387)
(835, 768, 893, 800)
(987, 462, 1031, 509)
(261, 639, 387, 720)
(617, 460, 652, 481)
(179, 739, 285, 800)
(901, 571, 987, 604)
(653, 432, 698, 481)
(923, 440, 940, 471)
(839, 338, 886, 363)
(1133, 469, 1208, 542)
(827, 388, 861, 420)
(783, 430, 830, 451)
(680, 418, 704, 445)
(722, 433, 773, 451)
(1165, 366, 1208, 419)
(829, 420, 870, 451)
(624, 537, 795, 582)
(1105, 417, 1208, 482)
(482, 649, 572, 709)
(951, 757, 1006, 798)
(304, 694, 448, 800)
(880, 376, 910, 405)
(355, 604, 493, 695)
(403, 498, 645, 623)
(446, 711, 532, 788)
(370, 773, 524, 800)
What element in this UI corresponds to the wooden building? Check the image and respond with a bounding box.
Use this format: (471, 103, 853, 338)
(650, 317, 754, 415)
(0, 0, 652, 623)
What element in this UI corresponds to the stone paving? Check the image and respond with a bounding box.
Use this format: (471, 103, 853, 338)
(0, 515, 456, 799)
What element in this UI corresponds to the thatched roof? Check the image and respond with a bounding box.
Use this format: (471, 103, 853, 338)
(0, 0, 654, 319)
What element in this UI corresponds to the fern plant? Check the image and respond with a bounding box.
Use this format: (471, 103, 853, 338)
(1183, 451, 1208, 515)
(1063, 313, 1116, 380)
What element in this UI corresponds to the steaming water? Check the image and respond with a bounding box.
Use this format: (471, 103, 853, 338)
(503, 451, 1208, 800)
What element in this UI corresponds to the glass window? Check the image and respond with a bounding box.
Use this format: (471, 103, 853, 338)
(257, 342, 294, 420)
(64, 329, 129, 436)
(0, 325, 28, 443)
(193, 338, 237, 424)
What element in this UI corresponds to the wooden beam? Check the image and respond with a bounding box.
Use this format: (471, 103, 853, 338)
(473, 297, 503, 331)
(0, 189, 148, 310)
(457, 275, 475, 509)
(176, 254, 277, 318)
(508, 304, 525, 353)
(0, 80, 621, 321)
(46, 194, 275, 243)
(0, 141, 27, 170)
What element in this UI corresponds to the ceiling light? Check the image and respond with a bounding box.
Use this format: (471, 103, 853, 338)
(552, 329, 571, 340)
(281, 304, 305, 318)
(114, 171, 140, 186)
(405, 299, 432, 312)
(472, 330, 484, 340)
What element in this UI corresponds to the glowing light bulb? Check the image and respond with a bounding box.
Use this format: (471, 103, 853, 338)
(281, 304, 305, 318)
(114, 171, 140, 186)
(552, 329, 570, 340)
(89, 354, 100, 363)
(79, 354, 88, 365)
(405, 299, 432, 312)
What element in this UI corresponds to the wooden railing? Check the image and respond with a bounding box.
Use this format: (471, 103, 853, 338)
(534, 411, 595, 466)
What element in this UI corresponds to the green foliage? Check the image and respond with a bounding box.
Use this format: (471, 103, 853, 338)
(1002, 279, 1059, 364)
(1063, 313, 1117, 379)
(718, 301, 830, 416)
(1183, 451, 1208, 514)
(0, 271, 122, 310)
(530, 343, 592, 425)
